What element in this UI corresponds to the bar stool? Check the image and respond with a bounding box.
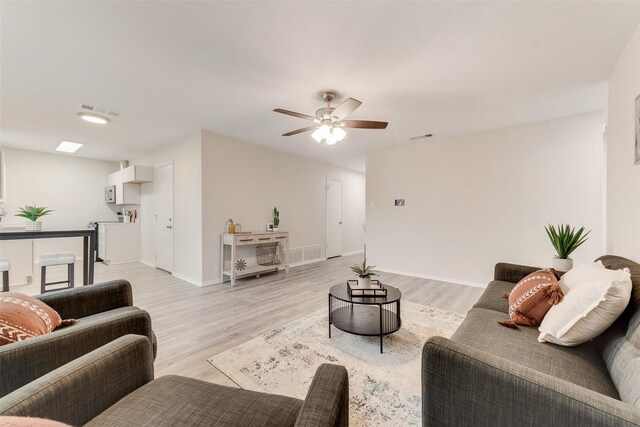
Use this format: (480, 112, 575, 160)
(40, 252, 75, 293)
(0, 258, 10, 292)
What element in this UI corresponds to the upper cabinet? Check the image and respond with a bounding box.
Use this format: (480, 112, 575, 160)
(120, 165, 154, 184)
(108, 165, 153, 205)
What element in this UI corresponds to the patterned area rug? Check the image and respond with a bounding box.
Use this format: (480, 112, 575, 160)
(208, 301, 465, 426)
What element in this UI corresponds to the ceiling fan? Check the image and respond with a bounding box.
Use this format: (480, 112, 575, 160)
(274, 91, 388, 145)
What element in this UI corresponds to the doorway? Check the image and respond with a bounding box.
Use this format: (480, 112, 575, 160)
(326, 177, 343, 258)
(155, 163, 174, 272)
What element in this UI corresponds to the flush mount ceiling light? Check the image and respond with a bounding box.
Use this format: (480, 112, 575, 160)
(78, 112, 110, 124)
(56, 140, 84, 153)
(274, 91, 388, 146)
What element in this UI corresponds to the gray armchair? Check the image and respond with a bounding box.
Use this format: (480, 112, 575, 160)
(0, 280, 156, 397)
(0, 335, 350, 427)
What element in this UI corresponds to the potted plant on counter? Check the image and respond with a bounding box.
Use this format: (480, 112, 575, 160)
(351, 259, 379, 288)
(16, 204, 53, 231)
(545, 223, 590, 271)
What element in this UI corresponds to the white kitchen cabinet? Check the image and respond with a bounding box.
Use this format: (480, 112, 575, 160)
(98, 223, 140, 265)
(120, 165, 153, 184)
(107, 165, 153, 205)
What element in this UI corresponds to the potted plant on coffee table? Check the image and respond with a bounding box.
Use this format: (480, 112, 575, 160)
(545, 223, 590, 271)
(351, 259, 379, 288)
(16, 204, 53, 231)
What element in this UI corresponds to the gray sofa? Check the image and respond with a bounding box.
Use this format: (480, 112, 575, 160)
(422, 255, 640, 426)
(0, 280, 156, 397)
(0, 334, 349, 427)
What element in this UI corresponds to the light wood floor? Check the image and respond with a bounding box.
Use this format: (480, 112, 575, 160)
(12, 255, 483, 386)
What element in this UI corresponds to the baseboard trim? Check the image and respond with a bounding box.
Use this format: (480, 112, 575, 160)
(288, 257, 326, 268)
(139, 259, 156, 268)
(341, 250, 364, 257)
(376, 267, 486, 288)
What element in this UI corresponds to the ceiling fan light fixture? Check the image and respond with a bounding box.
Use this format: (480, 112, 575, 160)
(311, 128, 324, 143)
(333, 127, 346, 142)
(325, 134, 338, 145)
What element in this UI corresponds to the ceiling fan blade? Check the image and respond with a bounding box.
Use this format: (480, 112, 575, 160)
(282, 126, 319, 136)
(340, 120, 388, 129)
(330, 98, 362, 120)
(274, 108, 317, 122)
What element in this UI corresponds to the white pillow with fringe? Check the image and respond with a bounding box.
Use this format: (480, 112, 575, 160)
(538, 262, 632, 346)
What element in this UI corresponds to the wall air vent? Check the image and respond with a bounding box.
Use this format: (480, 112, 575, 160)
(79, 104, 122, 117)
(409, 133, 434, 141)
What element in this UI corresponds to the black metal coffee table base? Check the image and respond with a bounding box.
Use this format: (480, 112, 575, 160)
(328, 284, 402, 353)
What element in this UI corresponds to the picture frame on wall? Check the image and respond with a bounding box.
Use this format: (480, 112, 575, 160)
(635, 94, 640, 165)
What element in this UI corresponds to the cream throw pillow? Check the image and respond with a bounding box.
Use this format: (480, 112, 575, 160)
(538, 262, 632, 346)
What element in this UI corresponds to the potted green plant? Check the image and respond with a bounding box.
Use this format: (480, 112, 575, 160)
(545, 224, 590, 271)
(351, 259, 378, 288)
(273, 207, 280, 232)
(16, 204, 53, 231)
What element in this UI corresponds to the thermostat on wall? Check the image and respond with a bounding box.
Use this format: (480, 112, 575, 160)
(394, 199, 405, 206)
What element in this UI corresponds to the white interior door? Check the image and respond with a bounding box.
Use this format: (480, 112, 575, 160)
(155, 163, 174, 272)
(326, 177, 343, 258)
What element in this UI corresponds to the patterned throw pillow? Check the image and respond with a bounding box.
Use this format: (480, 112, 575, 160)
(0, 292, 76, 346)
(499, 269, 564, 329)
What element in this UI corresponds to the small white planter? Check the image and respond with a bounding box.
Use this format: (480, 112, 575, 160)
(357, 277, 371, 288)
(552, 256, 573, 272)
(26, 221, 42, 231)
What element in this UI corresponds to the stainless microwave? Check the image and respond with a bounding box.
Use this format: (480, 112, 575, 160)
(105, 185, 116, 203)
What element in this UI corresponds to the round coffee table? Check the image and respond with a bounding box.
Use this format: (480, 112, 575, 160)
(328, 283, 402, 353)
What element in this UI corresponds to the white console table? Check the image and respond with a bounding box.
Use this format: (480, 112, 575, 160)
(220, 231, 289, 286)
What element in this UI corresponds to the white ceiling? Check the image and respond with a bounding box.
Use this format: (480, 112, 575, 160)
(2, 1, 640, 172)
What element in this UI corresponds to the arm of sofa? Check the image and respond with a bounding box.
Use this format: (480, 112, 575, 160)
(0, 307, 153, 397)
(35, 279, 133, 319)
(0, 335, 153, 426)
(0, 335, 153, 425)
(494, 262, 540, 283)
(422, 336, 640, 426)
(295, 364, 349, 427)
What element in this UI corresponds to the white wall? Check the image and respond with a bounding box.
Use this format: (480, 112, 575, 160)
(132, 133, 203, 284)
(367, 112, 605, 286)
(607, 24, 640, 261)
(0, 147, 119, 283)
(201, 130, 365, 284)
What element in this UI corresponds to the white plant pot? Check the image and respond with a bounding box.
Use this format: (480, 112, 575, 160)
(357, 277, 371, 288)
(26, 221, 42, 231)
(552, 256, 573, 272)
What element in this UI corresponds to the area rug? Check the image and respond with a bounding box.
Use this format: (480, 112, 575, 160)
(207, 301, 465, 426)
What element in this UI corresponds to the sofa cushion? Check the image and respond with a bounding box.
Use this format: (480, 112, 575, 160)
(451, 308, 620, 398)
(472, 281, 513, 313)
(87, 376, 303, 427)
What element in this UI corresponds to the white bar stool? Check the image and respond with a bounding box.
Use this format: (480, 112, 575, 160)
(0, 258, 10, 292)
(40, 252, 76, 293)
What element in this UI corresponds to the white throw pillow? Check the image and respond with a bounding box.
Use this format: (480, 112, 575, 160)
(558, 260, 605, 291)
(538, 263, 632, 346)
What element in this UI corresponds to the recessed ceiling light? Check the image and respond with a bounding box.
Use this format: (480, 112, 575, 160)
(78, 112, 110, 124)
(56, 140, 84, 153)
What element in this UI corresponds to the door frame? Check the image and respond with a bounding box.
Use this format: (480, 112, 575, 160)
(325, 176, 343, 259)
(155, 161, 174, 272)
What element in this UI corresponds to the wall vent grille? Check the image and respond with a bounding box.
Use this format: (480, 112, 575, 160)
(288, 244, 322, 265)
